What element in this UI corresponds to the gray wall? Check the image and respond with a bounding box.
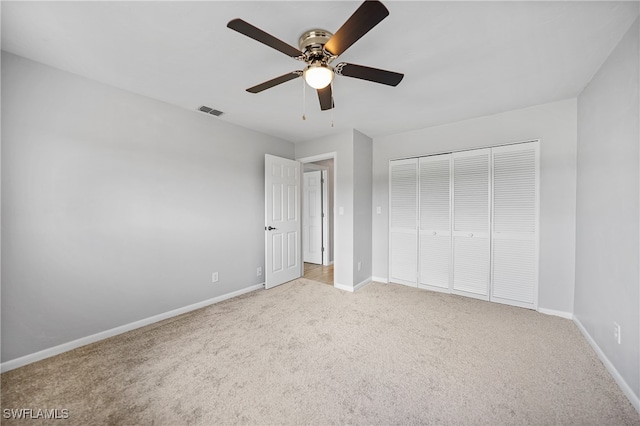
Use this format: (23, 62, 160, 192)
(353, 130, 373, 285)
(372, 99, 578, 314)
(1, 52, 294, 362)
(575, 19, 639, 398)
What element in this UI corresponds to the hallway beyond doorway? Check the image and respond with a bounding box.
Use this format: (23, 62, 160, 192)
(303, 263, 333, 285)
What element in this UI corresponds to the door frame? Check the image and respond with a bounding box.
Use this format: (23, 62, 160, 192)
(298, 152, 337, 283)
(303, 165, 330, 265)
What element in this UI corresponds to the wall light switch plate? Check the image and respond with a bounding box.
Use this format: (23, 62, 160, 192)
(339, 207, 344, 215)
(212, 272, 219, 283)
(376, 206, 382, 214)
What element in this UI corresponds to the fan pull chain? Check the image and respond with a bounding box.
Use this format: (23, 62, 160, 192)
(302, 77, 306, 121)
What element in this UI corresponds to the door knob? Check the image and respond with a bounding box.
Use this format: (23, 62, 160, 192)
(266, 226, 277, 231)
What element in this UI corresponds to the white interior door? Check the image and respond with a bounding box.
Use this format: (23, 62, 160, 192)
(389, 158, 418, 287)
(452, 149, 491, 299)
(265, 154, 302, 289)
(419, 154, 452, 292)
(303, 170, 323, 264)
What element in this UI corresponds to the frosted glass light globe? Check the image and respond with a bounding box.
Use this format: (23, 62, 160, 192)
(304, 64, 334, 89)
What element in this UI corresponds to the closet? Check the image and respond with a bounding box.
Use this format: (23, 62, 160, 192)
(389, 141, 539, 309)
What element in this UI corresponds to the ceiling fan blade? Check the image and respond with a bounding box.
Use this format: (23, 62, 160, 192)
(317, 86, 334, 111)
(246, 72, 302, 94)
(324, 0, 389, 57)
(228, 19, 303, 59)
(336, 62, 403, 86)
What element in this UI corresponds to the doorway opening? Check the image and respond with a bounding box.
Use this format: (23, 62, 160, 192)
(299, 154, 335, 286)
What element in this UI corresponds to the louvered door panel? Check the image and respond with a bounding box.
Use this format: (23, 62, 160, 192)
(389, 159, 418, 286)
(391, 232, 417, 283)
(453, 153, 490, 232)
(452, 149, 490, 299)
(453, 236, 490, 294)
(491, 142, 539, 308)
(419, 155, 451, 291)
(493, 148, 537, 233)
(391, 161, 418, 229)
(492, 238, 536, 303)
(420, 234, 450, 290)
(420, 155, 451, 230)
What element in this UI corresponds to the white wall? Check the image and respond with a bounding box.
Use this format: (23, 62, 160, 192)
(1, 52, 294, 362)
(373, 99, 577, 315)
(575, 19, 639, 401)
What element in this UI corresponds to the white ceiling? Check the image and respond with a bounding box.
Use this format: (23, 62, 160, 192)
(2, 1, 638, 143)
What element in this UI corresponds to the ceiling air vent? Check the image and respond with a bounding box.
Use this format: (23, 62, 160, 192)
(198, 105, 224, 117)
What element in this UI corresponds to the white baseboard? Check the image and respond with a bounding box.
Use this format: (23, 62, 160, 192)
(334, 277, 372, 293)
(537, 307, 573, 319)
(354, 277, 372, 291)
(334, 282, 353, 292)
(1, 283, 264, 373)
(372, 276, 388, 283)
(573, 316, 640, 413)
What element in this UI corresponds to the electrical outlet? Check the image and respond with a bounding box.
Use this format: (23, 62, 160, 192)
(257, 267, 263, 276)
(614, 322, 621, 344)
(212, 272, 219, 283)
(357, 261, 362, 271)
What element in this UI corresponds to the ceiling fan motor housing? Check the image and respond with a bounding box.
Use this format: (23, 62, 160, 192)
(298, 29, 334, 62)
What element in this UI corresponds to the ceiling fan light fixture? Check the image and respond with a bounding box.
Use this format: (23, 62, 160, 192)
(228, 0, 403, 111)
(303, 63, 334, 89)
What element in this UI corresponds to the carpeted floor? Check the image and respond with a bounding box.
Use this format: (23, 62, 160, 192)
(2, 279, 639, 425)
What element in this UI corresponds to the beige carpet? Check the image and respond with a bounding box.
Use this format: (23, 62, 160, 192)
(2, 279, 639, 425)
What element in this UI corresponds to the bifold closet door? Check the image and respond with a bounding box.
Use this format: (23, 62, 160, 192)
(419, 154, 451, 292)
(452, 149, 491, 299)
(389, 159, 418, 286)
(491, 142, 539, 309)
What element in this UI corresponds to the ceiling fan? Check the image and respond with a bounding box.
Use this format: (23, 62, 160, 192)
(227, 0, 404, 111)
